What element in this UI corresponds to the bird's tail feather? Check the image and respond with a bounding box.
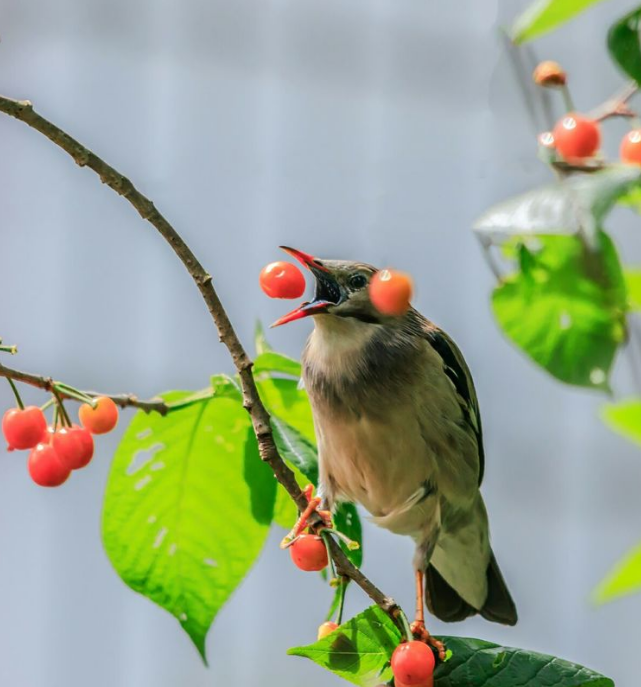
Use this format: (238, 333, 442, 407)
(424, 564, 476, 623)
(424, 551, 517, 626)
(480, 552, 518, 625)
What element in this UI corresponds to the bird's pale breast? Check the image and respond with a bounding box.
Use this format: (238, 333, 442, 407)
(303, 316, 479, 540)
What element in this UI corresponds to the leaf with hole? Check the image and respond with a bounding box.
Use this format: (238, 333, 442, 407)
(102, 391, 276, 661)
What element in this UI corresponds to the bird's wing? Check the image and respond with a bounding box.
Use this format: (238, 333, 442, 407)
(419, 318, 485, 485)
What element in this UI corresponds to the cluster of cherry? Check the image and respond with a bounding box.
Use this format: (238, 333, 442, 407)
(2, 396, 119, 487)
(534, 60, 641, 165)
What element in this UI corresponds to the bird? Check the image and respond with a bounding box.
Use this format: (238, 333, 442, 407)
(272, 247, 517, 650)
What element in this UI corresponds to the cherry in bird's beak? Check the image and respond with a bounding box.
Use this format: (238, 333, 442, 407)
(270, 247, 343, 327)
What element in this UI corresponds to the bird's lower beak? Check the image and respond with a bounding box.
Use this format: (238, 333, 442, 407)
(271, 247, 342, 327)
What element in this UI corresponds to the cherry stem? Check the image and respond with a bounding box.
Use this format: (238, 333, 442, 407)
(327, 529, 360, 551)
(561, 84, 575, 113)
(53, 403, 60, 430)
(321, 530, 338, 581)
(336, 577, 348, 625)
(396, 608, 414, 643)
(52, 388, 72, 427)
(6, 378, 24, 410)
(0, 344, 17, 355)
(54, 382, 95, 406)
(40, 397, 56, 412)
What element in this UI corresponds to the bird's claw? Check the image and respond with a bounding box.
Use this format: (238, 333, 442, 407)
(279, 485, 333, 549)
(410, 621, 446, 663)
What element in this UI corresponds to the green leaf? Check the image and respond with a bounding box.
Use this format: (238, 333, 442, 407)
(290, 606, 614, 686)
(608, 5, 641, 83)
(474, 167, 641, 240)
(512, 0, 610, 44)
(594, 541, 641, 603)
(288, 605, 401, 685)
(254, 320, 273, 355)
(601, 398, 641, 446)
(271, 415, 319, 484)
(253, 352, 302, 379)
(434, 637, 613, 687)
(618, 184, 641, 212)
(625, 270, 641, 309)
(257, 377, 316, 442)
(273, 463, 308, 530)
(210, 373, 243, 399)
(334, 503, 363, 568)
(102, 392, 276, 661)
(492, 233, 627, 389)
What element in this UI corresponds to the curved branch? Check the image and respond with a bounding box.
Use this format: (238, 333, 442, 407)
(0, 94, 400, 620)
(0, 361, 169, 415)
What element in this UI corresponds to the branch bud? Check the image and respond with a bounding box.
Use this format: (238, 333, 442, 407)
(533, 61, 567, 87)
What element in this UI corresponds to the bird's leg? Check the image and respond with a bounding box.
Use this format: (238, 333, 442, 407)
(410, 570, 446, 662)
(279, 484, 333, 549)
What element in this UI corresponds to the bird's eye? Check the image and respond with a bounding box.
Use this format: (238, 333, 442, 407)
(349, 274, 368, 290)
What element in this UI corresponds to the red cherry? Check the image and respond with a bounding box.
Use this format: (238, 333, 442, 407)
(552, 113, 600, 162)
(2, 406, 47, 450)
(391, 641, 435, 687)
(620, 129, 641, 165)
(52, 425, 94, 470)
(289, 534, 328, 572)
(78, 396, 119, 435)
(317, 621, 339, 640)
(395, 680, 433, 687)
(369, 270, 413, 316)
(28, 443, 71, 487)
(259, 262, 306, 299)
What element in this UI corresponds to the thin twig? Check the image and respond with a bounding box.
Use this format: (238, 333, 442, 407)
(589, 81, 639, 122)
(0, 361, 169, 415)
(0, 94, 401, 620)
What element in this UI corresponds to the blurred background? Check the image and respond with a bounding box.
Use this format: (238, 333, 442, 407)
(1, 0, 640, 685)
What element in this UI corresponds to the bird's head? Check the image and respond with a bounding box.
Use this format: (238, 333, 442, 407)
(271, 247, 384, 327)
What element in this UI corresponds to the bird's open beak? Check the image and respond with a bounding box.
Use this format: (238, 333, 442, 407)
(270, 247, 342, 327)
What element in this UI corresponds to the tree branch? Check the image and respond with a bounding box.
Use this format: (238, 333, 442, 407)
(0, 94, 401, 620)
(589, 81, 638, 122)
(0, 360, 170, 415)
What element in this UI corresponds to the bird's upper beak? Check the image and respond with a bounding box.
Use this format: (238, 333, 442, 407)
(270, 247, 343, 327)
